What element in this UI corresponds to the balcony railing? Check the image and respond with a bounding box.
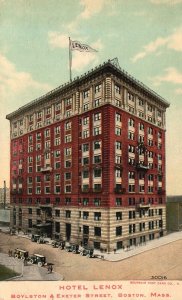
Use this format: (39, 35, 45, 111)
(136, 163, 149, 171)
(136, 203, 151, 210)
(40, 166, 52, 172)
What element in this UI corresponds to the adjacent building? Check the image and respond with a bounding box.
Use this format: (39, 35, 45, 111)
(6, 59, 170, 251)
(166, 196, 182, 232)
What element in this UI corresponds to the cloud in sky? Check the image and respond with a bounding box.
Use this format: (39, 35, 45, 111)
(175, 88, 182, 94)
(151, 67, 182, 86)
(132, 27, 182, 62)
(48, 32, 69, 49)
(0, 52, 52, 111)
(80, 0, 106, 19)
(150, 0, 182, 4)
(0, 52, 52, 186)
(48, 32, 102, 71)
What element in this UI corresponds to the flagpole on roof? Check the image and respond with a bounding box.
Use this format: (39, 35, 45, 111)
(69, 37, 72, 82)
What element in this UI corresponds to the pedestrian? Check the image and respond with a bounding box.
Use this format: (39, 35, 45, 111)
(47, 265, 50, 273)
(50, 265, 53, 273)
(8, 249, 11, 256)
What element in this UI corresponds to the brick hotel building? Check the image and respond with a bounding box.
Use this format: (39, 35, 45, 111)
(6, 59, 170, 251)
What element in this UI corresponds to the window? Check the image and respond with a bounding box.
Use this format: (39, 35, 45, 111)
(94, 99, 101, 107)
(45, 129, 50, 137)
(28, 208, 32, 214)
(115, 84, 121, 94)
(116, 141, 122, 150)
(128, 197, 135, 205)
(93, 184, 101, 192)
(65, 185, 71, 193)
(83, 90, 89, 99)
(128, 92, 134, 101)
(129, 224, 136, 234)
(94, 155, 101, 164)
(116, 226, 122, 236)
(116, 169, 121, 178)
(95, 84, 101, 93)
(55, 186, 61, 193)
(55, 137, 61, 146)
(65, 172, 71, 180)
(36, 186, 41, 194)
(148, 127, 153, 135)
(83, 225, 89, 235)
(28, 219, 32, 228)
(28, 166, 33, 173)
(83, 170, 89, 178)
(55, 162, 61, 169)
(116, 100, 121, 107)
(94, 112, 101, 121)
(83, 198, 89, 206)
(55, 150, 60, 158)
(94, 212, 101, 221)
(129, 211, 135, 219)
(128, 145, 135, 153)
(93, 127, 101, 136)
(138, 98, 144, 106)
(139, 123, 144, 131)
(128, 118, 135, 127)
(65, 197, 71, 205)
(128, 171, 135, 179)
(83, 130, 89, 138)
(148, 139, 153, 146)
(55, 126, 60, 134)
(129, 184, 135, 193)
(36, 176, 41, 183)
(148, 151, 153, 158)
(46, 107, 51, 114)
(28, 156, 33, 163)
(83, 116, 89, 125)
(115, 155, 121, 164)
(128, 132, 134, 140)
(148, 105, 153, 112)
(116, 212, 122, 220)
(65, 160, 71, 168)
(94, 169, 102, 178)
(83, 157, 89, 165)
(65, 147, 72, 156)
(138, 135, 144, 143)
(83, 211, 89, 220)
(66, 210, 71, 218)
(45, 186, 50, 194)
(83, 103, 89, 111)
(65, 135, 72, 143)
(148, 186, 153, 193)
(94, 141, 101, 150)
(116, 113, 121, 122)
(94, 227, 101, 237)
(94, 198, 101, 206)
(45, 174, 50, 181)
(116, 198, 122, 206)
(55, 103, 61, 111)
(65, 98, 72, 106)
(55, 174, 60, 181)
(115, 127, 121, 136)
(83, 143, 89, 152)
(139, 185, 145, 193)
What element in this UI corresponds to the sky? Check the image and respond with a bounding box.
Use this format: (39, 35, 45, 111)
(0, 0, 182, 195)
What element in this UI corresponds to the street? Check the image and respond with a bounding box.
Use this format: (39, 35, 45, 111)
(0, 231, 182, 280)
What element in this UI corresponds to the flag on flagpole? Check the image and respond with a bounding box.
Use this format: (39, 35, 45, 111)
(68, 37, 98, 82)
(70, 40, 97, 52)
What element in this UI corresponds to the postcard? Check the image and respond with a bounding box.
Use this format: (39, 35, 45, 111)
(0, 0, 182, 299)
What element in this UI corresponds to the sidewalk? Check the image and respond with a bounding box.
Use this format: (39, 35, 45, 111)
(95, 231, 182, 262)
(0, 253, 64, 281)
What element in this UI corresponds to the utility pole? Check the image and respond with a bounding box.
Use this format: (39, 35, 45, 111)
(3, 180, 6, 209)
